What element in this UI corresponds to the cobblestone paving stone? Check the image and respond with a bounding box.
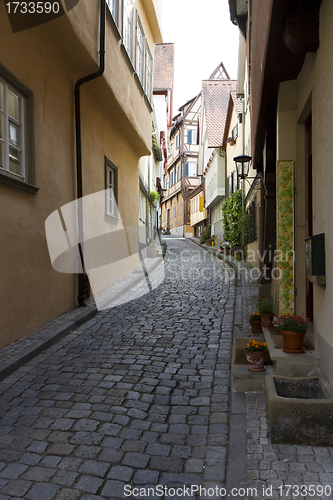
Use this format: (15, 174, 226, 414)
(0, 238, 236, 500)
(241, 392, 333, 500)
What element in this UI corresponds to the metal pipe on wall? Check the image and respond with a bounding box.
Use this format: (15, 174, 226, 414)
(74, 0, 106, 306)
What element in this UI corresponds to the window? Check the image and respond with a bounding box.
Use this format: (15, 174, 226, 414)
(184, 162, 198, 177)
(106, 0, 119, 27)
(169, 169, 175, 187)
(0, 83, 23, 176)
(232, 123, 238, 140)
(0, 66, 37, 195)
(135, 14, 145, 85)
(145, 42, 153, 102)
(175, 133, 180, 150)
(176, 164, 181, 181)
(123, 0, 134, 61)
(105, 158, 118, 222)
(187, 130, 197, 145)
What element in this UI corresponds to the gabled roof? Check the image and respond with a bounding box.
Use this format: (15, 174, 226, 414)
(178, 96, 196, 112)
(208, 62, 230, 80)
(170, 93, 201, 138)
(222, 91, 243, 147)
(153, 43, 174, 91)
(202, 80, 237, 148)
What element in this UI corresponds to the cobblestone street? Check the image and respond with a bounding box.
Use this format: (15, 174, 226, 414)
(0, 238, 236, 500)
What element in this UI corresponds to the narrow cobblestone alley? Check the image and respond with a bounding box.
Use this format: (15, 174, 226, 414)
(0, 238, 236, 500)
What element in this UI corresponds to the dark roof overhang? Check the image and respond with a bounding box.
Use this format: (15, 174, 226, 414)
(228, 0, 248, 38)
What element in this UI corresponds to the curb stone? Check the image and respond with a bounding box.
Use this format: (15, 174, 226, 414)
(0, 306, 98, 382)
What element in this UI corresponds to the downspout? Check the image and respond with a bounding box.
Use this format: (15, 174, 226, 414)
(75, 0, 106, 306)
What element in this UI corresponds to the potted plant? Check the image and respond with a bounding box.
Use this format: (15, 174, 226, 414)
(226, 136, 235, 146)
(275, 315, 309, 353)
(200, 224, 211, 244)
(257, 296, 275, 326)
(220, 241, 231, 255)
(245, 339, 268, 371)
(249, 312, 263, 333)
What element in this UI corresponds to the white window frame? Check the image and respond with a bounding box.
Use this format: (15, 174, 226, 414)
(0, 78, 25, 179)
(145, 42, 153, 102)
(123, 0, 134, 61)
(175, 133, 180, 150)
(105, 158, 118, 223)
(187, 129, 197, 145)
(0, 64, 37, 196)
(187, 162, 198, 177)
(135, 13, 145, 85)
(176, 164, 181, 181)
(106, 0, 120, 27)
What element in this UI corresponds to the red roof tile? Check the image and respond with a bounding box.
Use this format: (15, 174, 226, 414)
(153, 43, 174, 91)
(202, 80, 237, 147)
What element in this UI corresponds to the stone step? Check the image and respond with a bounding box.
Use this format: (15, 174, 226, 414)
(232, 336, 276, 392)
(262, 326, 321, 377)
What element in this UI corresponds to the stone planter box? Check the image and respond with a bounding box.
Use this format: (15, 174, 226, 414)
(266, 375, 333, 445)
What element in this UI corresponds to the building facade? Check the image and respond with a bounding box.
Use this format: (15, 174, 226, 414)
(0, 0, 163, 347)
(161, 95, 201, 237)
(200, 66, 236, 247)
(229, 0, 333, 382)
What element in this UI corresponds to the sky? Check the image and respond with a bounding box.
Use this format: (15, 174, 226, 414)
(161, 0, 240, 116)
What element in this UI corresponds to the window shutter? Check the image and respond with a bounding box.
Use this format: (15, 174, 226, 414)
(184, 162, 188, 176)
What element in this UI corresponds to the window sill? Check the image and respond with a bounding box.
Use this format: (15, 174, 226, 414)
(105, 213, 119, 225)
(0, 170, 39, 196)
(106, 8, 121, 42)
(120, 44, 135, 74)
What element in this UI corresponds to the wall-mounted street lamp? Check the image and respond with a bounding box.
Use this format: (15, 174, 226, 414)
(233, 154, 252, 180)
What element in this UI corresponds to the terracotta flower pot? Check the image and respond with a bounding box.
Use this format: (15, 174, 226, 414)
(244, 349, 267, 371)
(249, 320, 263, 333)
(281, 329, 306, 353)
(260, 313, 274, 326)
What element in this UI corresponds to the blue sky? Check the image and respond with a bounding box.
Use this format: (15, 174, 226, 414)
(161, 0, 240, 115)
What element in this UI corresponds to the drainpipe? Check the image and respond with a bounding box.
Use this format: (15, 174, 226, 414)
(75, 0, 106, 306)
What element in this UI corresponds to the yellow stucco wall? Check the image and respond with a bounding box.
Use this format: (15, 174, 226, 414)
(0, 0, 159, 347)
